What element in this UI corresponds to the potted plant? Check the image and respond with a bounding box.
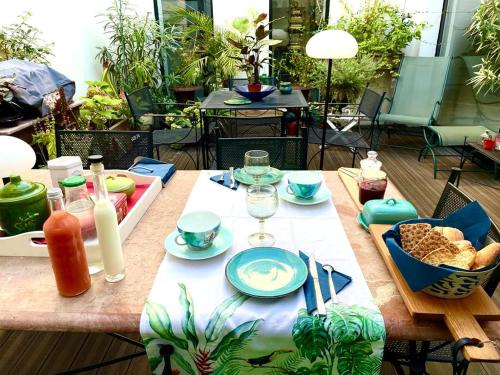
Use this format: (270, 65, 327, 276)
(228, 13, 281, 92)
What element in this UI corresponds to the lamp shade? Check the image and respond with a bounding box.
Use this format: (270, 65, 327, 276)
(0, 136, 36, 177)
(306, 29, 358, 59)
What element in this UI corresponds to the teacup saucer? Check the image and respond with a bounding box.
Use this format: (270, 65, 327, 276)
(164, 227, 233, 260)
(278, 186, 331, 205)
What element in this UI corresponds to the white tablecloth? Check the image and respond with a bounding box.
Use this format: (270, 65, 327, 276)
(140, 171, 384, 374)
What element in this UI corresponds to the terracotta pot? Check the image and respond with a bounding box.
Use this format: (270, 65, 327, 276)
(173, 86, 201, 103)
(247, 83, 262, 93)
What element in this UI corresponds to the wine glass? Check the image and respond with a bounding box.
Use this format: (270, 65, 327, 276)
(244, 150, 270, 184)
(246, 184, 279, 247)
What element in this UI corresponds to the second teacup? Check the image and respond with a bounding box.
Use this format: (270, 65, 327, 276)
(175, 211, 221, 249)
(287, 171, 323, 199)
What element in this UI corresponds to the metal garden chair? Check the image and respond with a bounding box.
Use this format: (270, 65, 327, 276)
(56, 129, 153, 169)
(216, 127, 308, 170)
(308, 87, 385, 168)
(125, 87, 202, 168)
(384, 168, 500, 375)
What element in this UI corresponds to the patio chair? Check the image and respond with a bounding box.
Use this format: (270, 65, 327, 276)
(56, 129, 153, 169)
(216, 127, 308, 170)
(308, 87, 385, 168)
(376, 56, 451, 149)
(204, 111, 284, 138)
(384, 168, 500, 375)
(125, 87, 202, 168)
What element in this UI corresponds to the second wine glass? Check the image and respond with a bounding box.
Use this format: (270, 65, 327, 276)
(244, 150, 270, 184)
(246, 184, 279, 247)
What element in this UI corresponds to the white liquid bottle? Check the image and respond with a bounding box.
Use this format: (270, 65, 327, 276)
(89, 155, 125, 282)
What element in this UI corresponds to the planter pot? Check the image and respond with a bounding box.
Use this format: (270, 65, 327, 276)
(247, 83, 262, 93)
(173, 86, 202, 103)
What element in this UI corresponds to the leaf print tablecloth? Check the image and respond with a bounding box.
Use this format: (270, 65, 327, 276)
(140, 171, 385, 374)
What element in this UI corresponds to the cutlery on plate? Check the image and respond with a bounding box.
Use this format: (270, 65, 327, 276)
(229, 167, 235, 189)
(309, 254, 327, 315)
(322, 264, 338, 304)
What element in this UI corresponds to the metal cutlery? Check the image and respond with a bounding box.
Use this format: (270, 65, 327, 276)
(322, 264, 338, 304)
(229, 167, 235, 189)
(308, 254, 327, 315)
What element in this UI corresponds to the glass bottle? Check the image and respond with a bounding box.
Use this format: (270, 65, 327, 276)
(43, 188, 91, 297)
(358, 151, 387, 204)
(89, 155, 125, 283)
(61, 175, 103, 275)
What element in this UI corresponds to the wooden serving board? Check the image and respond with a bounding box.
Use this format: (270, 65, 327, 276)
(370, 224, 500, 362)
(338, 167, 363, 211)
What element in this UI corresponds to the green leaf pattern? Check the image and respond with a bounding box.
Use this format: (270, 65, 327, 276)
(144, 285, 384, 374)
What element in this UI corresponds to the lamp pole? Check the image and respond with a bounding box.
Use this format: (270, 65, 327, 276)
(319, 58, 333, 170)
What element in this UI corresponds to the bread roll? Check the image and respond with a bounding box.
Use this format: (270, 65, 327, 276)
(473, 243, 500, 269)
(432, 226, 464, 242)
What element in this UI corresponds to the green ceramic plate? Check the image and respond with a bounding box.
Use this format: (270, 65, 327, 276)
(224, 98, 252, 105)
(357, 212, 369, 231)
(233, 167, 284, 185)
(225, 247, 308, 298)
(164, 226, 233, 260)
(278, 185, 331, 206)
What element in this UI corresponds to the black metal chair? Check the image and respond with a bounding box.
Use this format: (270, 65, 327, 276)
(216, 127, 308, 170)
(384, 168, 500, 375)
(204, 112, 284, 138)
(125, 87, 202, 168)
(307, 88, 385, 168)
(56, 129, 153, 169)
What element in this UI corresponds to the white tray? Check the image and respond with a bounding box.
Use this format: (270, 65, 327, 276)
(0, 170, 162, 257)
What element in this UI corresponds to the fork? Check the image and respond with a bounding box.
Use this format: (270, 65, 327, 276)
(322, 264, 338, 304)
(229, 167, 235, 189)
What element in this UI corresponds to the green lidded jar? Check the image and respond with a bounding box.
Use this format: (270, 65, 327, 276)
(0, 175, 49, 236)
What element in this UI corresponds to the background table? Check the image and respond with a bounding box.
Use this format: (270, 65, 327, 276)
(0, 170, 498, 342)
(199, 89, 309, 168)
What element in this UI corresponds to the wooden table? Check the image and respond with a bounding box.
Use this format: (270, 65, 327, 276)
(0, 170, 498, 342)
(462, 142, 500, 179)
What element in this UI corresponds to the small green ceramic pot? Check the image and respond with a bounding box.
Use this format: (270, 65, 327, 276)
(279, 82, 293, 95)
(106, 174, 136, 199)
(0, 175, 49, 236)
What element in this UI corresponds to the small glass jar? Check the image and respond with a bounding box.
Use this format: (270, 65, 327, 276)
(358, 151, 387, 204)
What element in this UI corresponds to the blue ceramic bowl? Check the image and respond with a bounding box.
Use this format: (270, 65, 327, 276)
(287, 171, 323, 199)
(234, 85, 276, 101)
(383, 218, 500, 299)
(175, 211, 221, 249)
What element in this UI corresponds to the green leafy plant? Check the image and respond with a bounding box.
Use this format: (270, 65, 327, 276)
(166, 7, 239, 91)
(228, 12, 281, 84)
(466, 0, 500, 94)
(96, 0, 172, 97)
(274, 49, 325, 88)
(333, 0, 424, 76)
(0, 11, 53, 64)
(79, 80, 130, 130)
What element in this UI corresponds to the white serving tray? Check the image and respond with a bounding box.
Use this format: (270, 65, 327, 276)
(0, 170, 162, 257)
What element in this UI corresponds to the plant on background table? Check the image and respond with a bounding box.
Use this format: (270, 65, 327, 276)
(333, 0, 424, 76)
(228, 12, 282, 92)
(0, 11, 53, 64)
(466, 0, 500, 95)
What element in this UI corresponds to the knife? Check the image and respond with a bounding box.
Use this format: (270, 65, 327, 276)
(229, 167, 235, 189)
(309, 254, 327, 315)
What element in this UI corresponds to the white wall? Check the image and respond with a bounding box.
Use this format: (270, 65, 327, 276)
(0, 1, 155, 99)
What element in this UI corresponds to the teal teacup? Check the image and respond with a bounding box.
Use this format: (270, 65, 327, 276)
(175, 211, 221, 249)
(286, 171, 323, 199)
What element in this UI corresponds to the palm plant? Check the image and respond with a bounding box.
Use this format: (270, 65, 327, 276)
(166, 7, 239, 91)
(466, 0, 500, 94)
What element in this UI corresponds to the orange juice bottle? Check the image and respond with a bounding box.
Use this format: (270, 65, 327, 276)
(43, 188, 91, 297)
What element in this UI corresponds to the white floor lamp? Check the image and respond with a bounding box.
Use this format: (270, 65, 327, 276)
(306, 29, 358, 170)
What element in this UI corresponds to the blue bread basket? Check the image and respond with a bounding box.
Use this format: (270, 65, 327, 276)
(383, 202, 500, 299)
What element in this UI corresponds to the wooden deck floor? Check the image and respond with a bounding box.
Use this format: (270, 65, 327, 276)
(1, 132, 499, 374)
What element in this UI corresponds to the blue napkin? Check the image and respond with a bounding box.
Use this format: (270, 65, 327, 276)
(299, 251, 352, 314)
(128, 158, 176, 186)
(210, 172, 239, 190)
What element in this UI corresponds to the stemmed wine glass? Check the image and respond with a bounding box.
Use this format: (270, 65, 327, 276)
(246, 184, 279, 247)
(244, 150, 270, 184)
